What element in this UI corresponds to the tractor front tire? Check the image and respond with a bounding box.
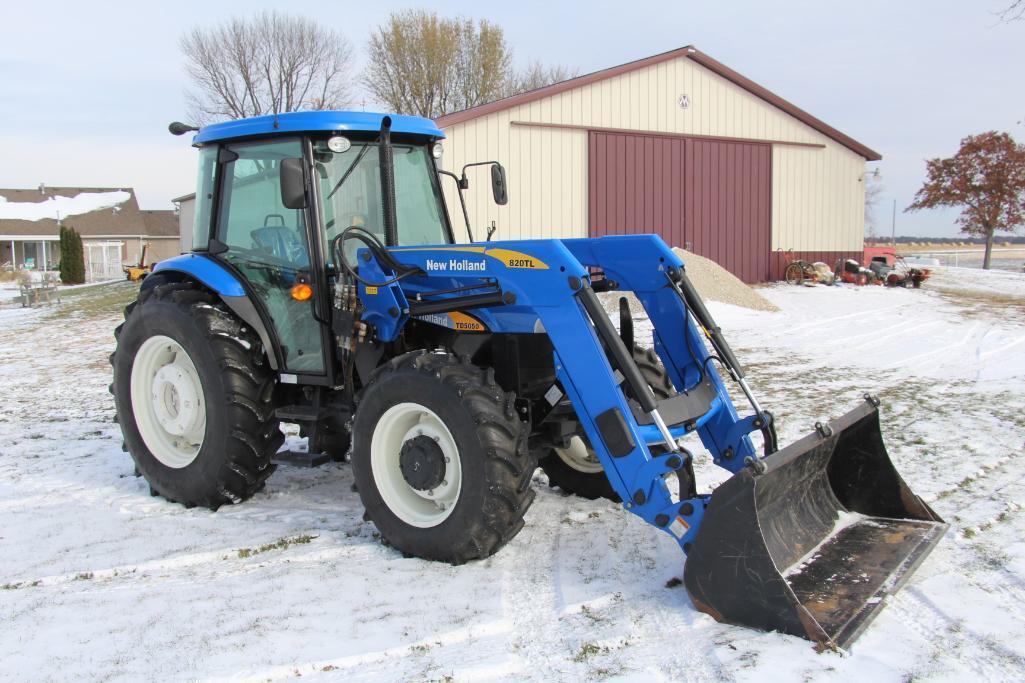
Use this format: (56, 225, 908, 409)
(538, 344, 674, 502)
(111, 281, 282, 509)
(351, 350, 534, 564)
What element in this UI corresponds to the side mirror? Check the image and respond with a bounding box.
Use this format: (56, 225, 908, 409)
(491, 163, 508, 206)
(280, 158, 307, 209)
(168, 121, 199, 136)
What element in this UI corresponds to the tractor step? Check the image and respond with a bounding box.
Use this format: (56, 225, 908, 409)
(629, 374, 717, 429)
(274, 405, 331, 422)
(272, 449, 334, 468)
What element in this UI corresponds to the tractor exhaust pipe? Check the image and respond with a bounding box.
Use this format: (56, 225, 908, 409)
(379, 116, 398, 247)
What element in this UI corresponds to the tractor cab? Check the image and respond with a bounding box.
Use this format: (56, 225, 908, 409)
(179, 112, 505, 383)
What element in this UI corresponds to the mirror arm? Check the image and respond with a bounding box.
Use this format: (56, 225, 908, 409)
(460, 161, 502, 176)
(460, 160, 508, 206)
(439, 170, 475, 243)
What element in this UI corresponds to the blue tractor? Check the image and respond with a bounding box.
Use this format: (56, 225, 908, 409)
(111, 112, 945, 648)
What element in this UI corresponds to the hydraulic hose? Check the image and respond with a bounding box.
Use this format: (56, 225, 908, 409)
(667, 267, 776, 454)
(331, 226, 420, 288)
(668, 267, 744, 380)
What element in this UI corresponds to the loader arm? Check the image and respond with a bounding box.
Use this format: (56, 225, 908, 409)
(359, 233, 946, 650)
(360, 234, 764, 549)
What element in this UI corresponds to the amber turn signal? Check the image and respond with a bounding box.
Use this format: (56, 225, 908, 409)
(291, 283, 313, 301)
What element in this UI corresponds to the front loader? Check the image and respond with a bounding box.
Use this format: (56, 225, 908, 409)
(111, 111, 945, 649)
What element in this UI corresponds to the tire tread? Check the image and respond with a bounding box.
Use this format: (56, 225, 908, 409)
(357, 350, 534, 564)
(111, 281, 280, 509)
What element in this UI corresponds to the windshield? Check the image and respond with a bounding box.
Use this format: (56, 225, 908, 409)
(314, 139, 450, 263)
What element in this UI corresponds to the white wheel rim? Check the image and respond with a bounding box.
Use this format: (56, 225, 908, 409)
(370, 402, 461, 528)
(554, 435, 604, 474)
(130, 335, 206, 468)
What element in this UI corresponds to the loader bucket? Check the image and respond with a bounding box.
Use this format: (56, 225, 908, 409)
(683, 399, 947, 649)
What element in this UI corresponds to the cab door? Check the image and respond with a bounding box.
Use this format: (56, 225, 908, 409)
(214, 138, 325, 375)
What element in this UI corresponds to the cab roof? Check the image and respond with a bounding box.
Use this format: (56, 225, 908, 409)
(192, 111, 445, 145)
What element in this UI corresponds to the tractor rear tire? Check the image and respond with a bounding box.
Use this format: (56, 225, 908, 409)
(111, 280, 282, 509)
(351, 350, 534, 564)
(538, 344, 674, 502)
(538, 435, 619, 501)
